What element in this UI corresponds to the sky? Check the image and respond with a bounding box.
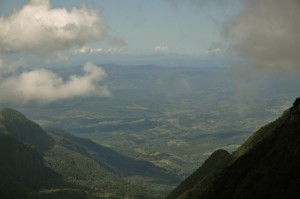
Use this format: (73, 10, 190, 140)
(0, 0, 238, 55)
(0, 0, 299, 104)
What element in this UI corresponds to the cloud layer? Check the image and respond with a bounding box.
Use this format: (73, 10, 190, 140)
(75, 46, 103, 54)
(0, 0, 106, 54)
(205, 47, 221, 55)
(155, 45, 169, 52)
(226, 0, 300, 72)
(0, 62, 110, 104)
(74, 46, 123, 54)
(169, 0, 300, 72)
(0, 0, 115, 104)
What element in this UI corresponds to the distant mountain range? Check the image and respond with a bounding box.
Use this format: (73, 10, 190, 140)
(0, 108, 180, 199)
(167, 97, 300, 199)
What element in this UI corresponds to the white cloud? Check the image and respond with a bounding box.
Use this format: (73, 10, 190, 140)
(0, 0, 106, 54)
(226, 0, 300, 72)
(0, 62, 110, 104)
(91, 48, 104, 53)
(205, 47, 221, 55)
(74, 46, 122, 54)
(75, 46, 103, 54)
(154, 45, 169, 52)
(107, 48, 123, 53)
(169, 0, 300, 73)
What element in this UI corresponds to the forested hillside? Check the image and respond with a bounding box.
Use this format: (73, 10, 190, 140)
(0, 108, 179, 199)
(168, 97, 300, 199)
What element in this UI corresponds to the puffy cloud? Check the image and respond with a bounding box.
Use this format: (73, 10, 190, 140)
(205, 47, 221, 55)
(74, 46, 122, 54)
(0, 62, 110, 104)
(169, 0, 300, 73)
(107, 48, 123, 53)
(0, 0, 106, 54)
(226, 0, 300, 72)
(75, 46, 103, 54)
(154, 45, 169, 52)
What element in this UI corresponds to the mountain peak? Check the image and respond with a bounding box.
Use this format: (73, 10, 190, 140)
(170, 97, 300, 199)
(293, 97, 300, 108)
(166, 149, 232, 199)
(0, 108, 27, 121)
(291, 97, 300, 120)
(0, 108, 54, 153)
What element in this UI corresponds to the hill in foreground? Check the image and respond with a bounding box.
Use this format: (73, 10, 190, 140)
(0, 108, 180, 199)
(168, 97, 300, 199)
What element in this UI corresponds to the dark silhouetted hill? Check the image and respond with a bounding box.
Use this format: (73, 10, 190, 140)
(0, 133, 62, 199)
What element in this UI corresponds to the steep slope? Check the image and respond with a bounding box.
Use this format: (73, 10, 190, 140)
(0, 108, 178, 198)
(49, 129, 179, 180)
(171, 97, 300, 199)
(0, 108, 54, 153)
(166, 149, 232, 199)
(45, 129, 180, 197)
(45, 143, 157, 199)
(0, 133, 62, 199)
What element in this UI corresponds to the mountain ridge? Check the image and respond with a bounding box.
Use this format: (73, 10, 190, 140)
(169, 97, 300, 199)
(166, 149, 232, 199)
(0, 108, 54, 153)
(0, 133, 63, 199)
(0, 108, 179, 198)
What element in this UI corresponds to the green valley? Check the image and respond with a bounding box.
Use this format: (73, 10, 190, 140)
(0, 108, 179, 198)
(15, 65, 300, 177)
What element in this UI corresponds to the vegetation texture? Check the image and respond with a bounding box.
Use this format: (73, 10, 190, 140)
(0, 108, 179, 199)
(169, 97, 300, 199)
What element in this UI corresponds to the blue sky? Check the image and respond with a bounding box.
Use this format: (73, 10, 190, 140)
(0, 0, 298, 104)
(0, 0, 239, 55)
